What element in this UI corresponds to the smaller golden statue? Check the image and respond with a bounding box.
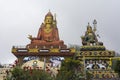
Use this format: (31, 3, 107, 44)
(81, 22, 103, 46)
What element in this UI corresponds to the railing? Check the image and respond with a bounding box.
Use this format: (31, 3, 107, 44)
(12, 47, 76, 53)
(12, 45, 26, 48)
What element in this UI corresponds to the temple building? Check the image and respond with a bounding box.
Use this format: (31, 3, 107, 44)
(77, 20, 118, 79)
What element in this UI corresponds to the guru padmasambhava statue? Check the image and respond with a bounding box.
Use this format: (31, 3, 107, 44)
(27, 11, 66, 48)
(81, 22, 103, 46)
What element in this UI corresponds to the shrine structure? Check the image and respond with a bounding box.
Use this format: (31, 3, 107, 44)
(11, 11, 119, 79)
(12, 11, 75, 66)
(76, 20, 118, 79)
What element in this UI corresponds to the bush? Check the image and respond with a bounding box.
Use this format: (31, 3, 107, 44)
(10, 67, 54, 80)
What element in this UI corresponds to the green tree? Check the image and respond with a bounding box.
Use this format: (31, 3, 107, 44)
(56, 58, 84, 80)
(11, 67, 25, 80)
(113, 60, 120, 77)
(10, 67, 54, 80)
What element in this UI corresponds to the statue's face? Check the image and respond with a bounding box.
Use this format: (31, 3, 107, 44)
(87, 27, 92, 33)
(45, 16, 53, 24)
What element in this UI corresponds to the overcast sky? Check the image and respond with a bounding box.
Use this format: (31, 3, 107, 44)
(0, 0, 120, 64)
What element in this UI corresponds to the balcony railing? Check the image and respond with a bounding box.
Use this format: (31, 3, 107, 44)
(12, 45, 26, 49)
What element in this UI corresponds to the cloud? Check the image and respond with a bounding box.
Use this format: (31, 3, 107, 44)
(0, 0, 120, 64)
